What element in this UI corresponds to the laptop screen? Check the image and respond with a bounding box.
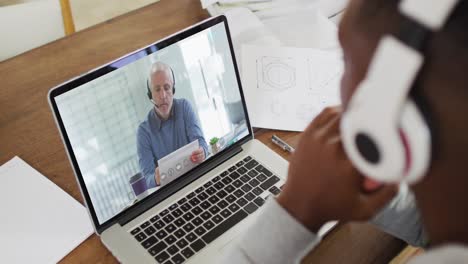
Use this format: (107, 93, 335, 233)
(50, 17, 251, 227)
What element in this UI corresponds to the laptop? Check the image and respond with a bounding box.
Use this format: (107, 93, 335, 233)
(48, 15, 288, 263)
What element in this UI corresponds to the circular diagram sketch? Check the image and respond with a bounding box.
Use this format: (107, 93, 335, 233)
(257, 56, 296, 91)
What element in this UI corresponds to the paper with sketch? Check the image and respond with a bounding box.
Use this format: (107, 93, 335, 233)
(242, 45, 343, 131)
(0, 157, 93, 264)
(158, 140, 199, 186)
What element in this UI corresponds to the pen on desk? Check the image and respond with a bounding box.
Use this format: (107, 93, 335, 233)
(271, 134, 295, 153)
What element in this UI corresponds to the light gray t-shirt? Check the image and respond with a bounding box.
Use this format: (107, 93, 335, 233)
(221, 187, 468, 263)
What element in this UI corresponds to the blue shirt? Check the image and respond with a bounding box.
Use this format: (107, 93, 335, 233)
(136, 98, 208, 188)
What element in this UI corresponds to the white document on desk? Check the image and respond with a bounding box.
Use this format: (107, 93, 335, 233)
(242, 45, 343, 131)
(0, 157, 93, 264)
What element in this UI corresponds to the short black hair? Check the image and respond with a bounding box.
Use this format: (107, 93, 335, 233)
(353, 0, 468, 59)
(351, 0, 468, 94)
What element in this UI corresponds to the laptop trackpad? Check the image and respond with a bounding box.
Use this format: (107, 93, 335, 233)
(218, 234, 240, 254)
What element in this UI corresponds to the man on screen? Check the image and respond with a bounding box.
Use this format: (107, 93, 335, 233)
(137, 61, 208, 188)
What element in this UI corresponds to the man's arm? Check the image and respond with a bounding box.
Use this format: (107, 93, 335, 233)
(183, 100, 209, 156)
(136, 126, 157, 188)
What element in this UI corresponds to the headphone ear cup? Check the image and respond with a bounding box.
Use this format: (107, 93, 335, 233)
(341, 99, 431, 184)
(398, 100, 431, 184)
(341, 106, 406, 183)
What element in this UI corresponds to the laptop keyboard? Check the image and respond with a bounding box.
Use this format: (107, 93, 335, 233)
(129, 156, 284, 264)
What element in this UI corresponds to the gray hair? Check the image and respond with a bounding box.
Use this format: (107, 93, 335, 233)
(148, 61, 174, 88)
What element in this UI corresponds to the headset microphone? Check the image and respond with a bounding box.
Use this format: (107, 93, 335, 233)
(149, 99, 159, 108)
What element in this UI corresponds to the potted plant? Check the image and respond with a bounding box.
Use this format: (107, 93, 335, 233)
(210, 137, 220, 154)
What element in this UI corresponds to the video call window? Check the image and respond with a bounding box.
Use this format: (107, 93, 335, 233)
(55, 24, 248, 224)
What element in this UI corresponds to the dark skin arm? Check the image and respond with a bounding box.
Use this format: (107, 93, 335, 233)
(277, 106, 398, 233)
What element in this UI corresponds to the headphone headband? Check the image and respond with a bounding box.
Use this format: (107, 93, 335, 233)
(400, 0, 459, 30)
(340, 0, 460, 184)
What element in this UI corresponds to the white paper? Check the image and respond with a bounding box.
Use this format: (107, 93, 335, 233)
(0, 0, 64, 61)
(219, 0, 272, 4)
(262, 9, 340, 50)
(158, 140, 200, 186)
(253, 0, 313, 19)
(225, 7, 280, 46)
(224, 7, 281, 73)
(251, 0, 348, 18)
(316, 0, 349, 17)
(242, 45, 343, 131)
(201, 0, 219, 9)
(0, 157, 93, 263)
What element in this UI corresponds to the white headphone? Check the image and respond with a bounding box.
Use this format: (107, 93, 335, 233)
(341, 0, 460, 184)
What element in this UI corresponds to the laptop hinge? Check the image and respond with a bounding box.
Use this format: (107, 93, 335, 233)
(118, 145, 243, 226)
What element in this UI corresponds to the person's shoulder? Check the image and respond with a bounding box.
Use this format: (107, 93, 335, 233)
(137, 109, 153, 134)
(180, 98, 195, 110)
(174, 98, 193, 112)
(174, 98, 189, 106)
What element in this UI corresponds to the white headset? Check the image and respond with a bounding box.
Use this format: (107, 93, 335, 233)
(341, 0, 460, 184)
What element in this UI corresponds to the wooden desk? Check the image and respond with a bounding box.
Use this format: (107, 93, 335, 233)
(0, 0, 405, 262)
